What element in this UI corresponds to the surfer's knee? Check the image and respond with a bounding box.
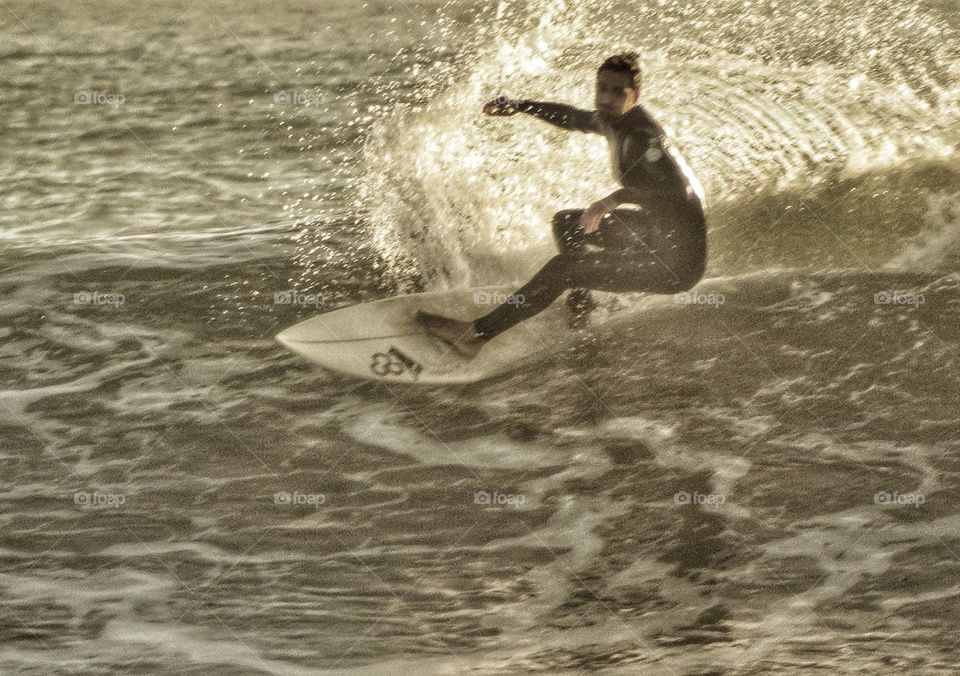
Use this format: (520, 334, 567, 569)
(551, 210, 581, 243)
(544, 253, 572, 276)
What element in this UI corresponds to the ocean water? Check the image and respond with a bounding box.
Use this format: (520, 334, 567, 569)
(2, 0, 960, 673)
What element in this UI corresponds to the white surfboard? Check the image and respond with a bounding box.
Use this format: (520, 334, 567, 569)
(275, 285, 579, 385)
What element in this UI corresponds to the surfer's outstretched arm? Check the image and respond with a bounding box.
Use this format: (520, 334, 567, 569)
(483, 97, 600, 133)
(516, 100, 600, 133)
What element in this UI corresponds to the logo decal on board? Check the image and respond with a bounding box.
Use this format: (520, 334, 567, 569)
(369, 346, 424, 379)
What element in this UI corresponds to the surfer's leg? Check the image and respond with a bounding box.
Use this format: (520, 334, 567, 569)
(470, 250, 676, 340)
(472, 253, 574, 339)
(552, 209, 602, 321)
(416, 209, 632, 348)
(569, 203, 707, 294)
(471, 248, 658, 340)
(471, 205, 706, 339)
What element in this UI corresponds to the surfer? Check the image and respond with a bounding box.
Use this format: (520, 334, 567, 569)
(416, 52, 707, 358)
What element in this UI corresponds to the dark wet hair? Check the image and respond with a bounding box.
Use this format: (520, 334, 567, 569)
(597, 52, 642, 90)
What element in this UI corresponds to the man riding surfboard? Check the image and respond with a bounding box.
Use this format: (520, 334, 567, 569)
(416, 52, 707, 358)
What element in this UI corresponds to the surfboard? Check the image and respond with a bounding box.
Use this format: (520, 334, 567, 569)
(275, 285, 578, 385)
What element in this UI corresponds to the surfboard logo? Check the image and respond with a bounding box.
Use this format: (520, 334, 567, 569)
(369, 346, 424, 379)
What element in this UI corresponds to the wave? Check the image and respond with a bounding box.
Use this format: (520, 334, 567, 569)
(707, 158, 960, 274)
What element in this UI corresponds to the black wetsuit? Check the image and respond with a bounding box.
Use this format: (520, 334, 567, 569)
(472, 100, 707, 338)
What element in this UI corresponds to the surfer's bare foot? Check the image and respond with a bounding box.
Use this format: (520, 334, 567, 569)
(415, 310, 490, 359)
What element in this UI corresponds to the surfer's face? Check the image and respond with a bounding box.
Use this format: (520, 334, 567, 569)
(595, 69, 638, 122)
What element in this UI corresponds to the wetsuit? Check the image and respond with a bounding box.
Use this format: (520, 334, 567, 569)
(472, 100, 707, 338)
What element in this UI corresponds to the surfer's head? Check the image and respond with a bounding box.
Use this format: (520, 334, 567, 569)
(595, 52, 641, 122)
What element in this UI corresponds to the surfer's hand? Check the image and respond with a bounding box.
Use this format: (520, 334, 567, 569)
(483, 96, 522, 116)
(580, 197, 616, 234)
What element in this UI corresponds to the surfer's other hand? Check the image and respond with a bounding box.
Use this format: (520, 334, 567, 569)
(483, 96, 521, 116)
